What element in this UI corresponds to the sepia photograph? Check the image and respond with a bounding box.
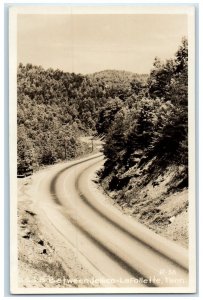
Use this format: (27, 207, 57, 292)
(9, 5, 196, 294)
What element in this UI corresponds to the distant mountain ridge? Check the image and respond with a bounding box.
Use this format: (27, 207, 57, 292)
(89, 69, 148, 83)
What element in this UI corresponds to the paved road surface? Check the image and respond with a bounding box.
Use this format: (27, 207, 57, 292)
(31, 154, 189, 289)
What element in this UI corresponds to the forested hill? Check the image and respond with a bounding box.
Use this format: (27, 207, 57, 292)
(17, 64, 146, 170)
(90, 70, 148, 88)
(18, 37, 188, 190)
(99, 38, 188, 178)
(96, 38, 188, 241)
(88, 70, 148, 101)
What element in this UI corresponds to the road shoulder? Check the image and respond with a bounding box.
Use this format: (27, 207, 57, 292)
(17, 174, 100, 289)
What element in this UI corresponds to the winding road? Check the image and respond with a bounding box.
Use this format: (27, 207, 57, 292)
(31, 153, 189, 290)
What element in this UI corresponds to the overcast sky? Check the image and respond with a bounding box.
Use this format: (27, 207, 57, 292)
(17, 14, 187, 74)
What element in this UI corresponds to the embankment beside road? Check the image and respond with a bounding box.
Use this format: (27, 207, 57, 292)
(97, 161, 188, 248)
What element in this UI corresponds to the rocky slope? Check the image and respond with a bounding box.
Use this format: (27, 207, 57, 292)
(98, 160, 188, 248)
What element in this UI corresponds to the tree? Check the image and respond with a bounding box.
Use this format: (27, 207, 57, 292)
(96, 97, 123, 135)
(148, 37, 188, 106)
(17, 125, 36, 171)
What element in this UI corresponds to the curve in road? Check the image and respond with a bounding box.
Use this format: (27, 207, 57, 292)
(44, 154, 189, 289)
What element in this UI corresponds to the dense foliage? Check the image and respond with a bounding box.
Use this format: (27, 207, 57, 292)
(17, 65, 145, 171)
(99, 38, 188, 190)
(17, 37, 188, 189)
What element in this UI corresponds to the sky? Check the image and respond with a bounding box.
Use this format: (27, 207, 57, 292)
(17, 14, 188, 75)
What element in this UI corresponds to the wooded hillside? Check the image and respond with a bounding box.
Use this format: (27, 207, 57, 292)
(96, 38, 188, 239)
(17, 64, 146, 171)
(99, 38, 188, 188)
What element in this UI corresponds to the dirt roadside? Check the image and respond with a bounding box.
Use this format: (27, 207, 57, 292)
(17, 139, 104, 289)
(17, 175, 101, 289)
